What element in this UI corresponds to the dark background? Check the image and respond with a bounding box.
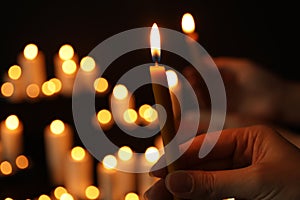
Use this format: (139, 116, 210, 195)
(0, 0, 295, 199)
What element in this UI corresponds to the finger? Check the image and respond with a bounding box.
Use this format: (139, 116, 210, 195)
(165, 169, 259, 200)
(144, 178, 173, 200)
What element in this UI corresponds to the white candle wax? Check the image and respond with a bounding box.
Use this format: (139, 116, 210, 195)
(166, 70, 182, 121)
(44, 119, 73, 185)
(65, 146, 93, 199)
(0, 115, 23, 164)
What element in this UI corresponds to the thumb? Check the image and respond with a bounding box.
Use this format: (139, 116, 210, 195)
(165, 169, 259, 199)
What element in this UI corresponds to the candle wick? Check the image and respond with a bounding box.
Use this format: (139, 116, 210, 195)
(155, 61, 158, 66)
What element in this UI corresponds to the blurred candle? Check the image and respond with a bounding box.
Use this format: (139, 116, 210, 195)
(94, 77, 109, 95)
(38, 194, 51, 200)
(123, 108, 139, 129)
(0, 115, 23, 164)
(17, 43, 47, 88)
(1, 82, 14, 98)
(85, 185, 100, 200)
(54, 44, 79, 96)
(3, 65, 25, 102)
(138, 104, 158, 128)
(181, 13, 198, 41)
(137, 147, 160, 199)
(65, 146, 93, 199)
(25, 83, 40, 100)
(44, 119, 73, 185)
(15, 155, 29, 170)
(97, 154, 117, 200)
(0, 161, 13, 176)
(166, 69, 182, 120)
(60, 193, 74, 200)
(96, 109, 114, 131)
(53, 186, 68, 199)
(110, 84, 135, 127)
(125, 192, 140, 200)
(115, 146, 136, 200)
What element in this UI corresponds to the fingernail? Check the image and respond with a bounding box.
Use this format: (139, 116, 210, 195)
(166, 171, 194, 194)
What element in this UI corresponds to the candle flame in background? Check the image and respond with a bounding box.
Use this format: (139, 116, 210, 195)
(80, 56, 96, 72)
(50, 119, 65, 135)
(62, 60, 77, 75)
(38, 194, 51, 200)
(41, 81, 56, 96)
(181, 13, 195, 34)
(0, 161, 13, 175)
(118, 146, 133, 161)
(8, 65, 22, 80)
(60, 193, 74, 200)
(103, 155, 117, 170)
(123, 109, 138, 124)
(94, 77, 109, 93)
(54, 186, 68, 199)
(138, 104, 152, 118)
(59, 44, 74, 61)
(125, 192, 140, 200)
(85, 185, 100, 199)
(49, 78, 62, 93)
(145, 146, 160, 163)
(4, 198, 13, 200)
(26, 83, 40, 98)
(23, 43, 38, 60)
(15, 155, 29, 169)
(5, 115, 19, 130)
(1, 82, 14, 97)
(150, 23, 161, 63)
(166, 69, 179, 88)
(113, 84, 128, 100)
(71, 146, 86, 161)
(144, 107, 158, 123)
(97, 109, 112, 125)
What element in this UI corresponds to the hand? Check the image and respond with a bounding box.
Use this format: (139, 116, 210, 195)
(144, 125, 300, 200)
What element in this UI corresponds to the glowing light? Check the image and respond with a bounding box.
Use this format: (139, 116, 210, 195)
(50, 119, 65, 135)
(0, 161, 12, 175)
(71, 146, 86, 161)
(54, 186, 68, 199)
(166, 70, 178, 88)
(139, 104, 152, 118)
(150, 23, 161, 61)
(97, 109, 112, 125)
(23, 43, 38, 60)
(145, 146, 160, 163)
(1, 82, 14, 97)
(60, 193, 74, 200)
(143, 107, 158, 123)
(112, 84, 128, 100)
(102, 155, 117, 169)
(123, 109, 138, 124)
(59, 44, 74, 60)
(4, 198, 13, 200)
(181, 13, 195, 34)
(49, 78, 62, 93)
(62, 60, 77, 75)
(5, 115, 19, 130)
(38, 194, 51, 200)
(26, 83, 40, 98)
(85, 185, 100, 199)
(80, 56, 96, 72)
(94, 77, 109, 93)
(125, 192, 140, 200)
(118, 146, 133, 161)
(42, 81, 55, 96)
(15, 155, 29, 169)
(8, 65, 22, 80)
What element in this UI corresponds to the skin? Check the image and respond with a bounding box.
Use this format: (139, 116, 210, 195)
(144, 125, 300, 200)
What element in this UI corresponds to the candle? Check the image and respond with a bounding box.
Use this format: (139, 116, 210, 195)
(125, 192, 140, 200)
(53, 186, 68, 199)
(53, 44, 79, 96)
(0, 115, 23, 165)
(44, 119, 73, 185)
(166, 69, 182, 121)
(181, 13, 198, 41)
(65, 146, 93, 199)
(94, 77, 110, 96)
(17, 43, 47, 90)
(137, 147, 160, 199)
(109, 84, 135, 127)
(138, 104, 158, 128)
(115, 146, 136, 200)
(97, 154, 117, 200)
(85, 185, 100, 200)
(123, 108, 139, 129)
(96, 109, 114, 131)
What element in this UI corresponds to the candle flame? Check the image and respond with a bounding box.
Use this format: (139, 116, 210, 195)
(8, 65, 22, 80)
(85, 185, 100, 199)
(103, 155, 117, 169)
(24, 43, 38, 60)
(145, 146, 160, 163)
(5, 115, 19, 130)
(181, 13, 195, 34)
(54, 186, 68, 199)
(118, 146, 133, 161)
(71, 146, 86, 161)
(125, 192, 140, 200)
(150, 23, 161, 63)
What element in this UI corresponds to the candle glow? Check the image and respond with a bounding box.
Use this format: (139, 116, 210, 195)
(97, 109, 112, 125)
(181, 13, 195, 34)
(118, 146, 133, 161)
(71, 146, 86, 161)
(166, 70, 178, 88)
(125, 192, 139, 200)
(59, 44, 74, 61)
(38, 195, 51, 200)
(26, 83, 40, 98)
(23, 43, 38, 60)
(62, 60, 77, 75)
(0, 161, 12, 175)
(103, 155, 117, 170)
(1, 82, 14, 97)
(145, 146, 160, 163)
(49, 78, 62, 93)
(123, 109, 138, 124)
(94, 77, 109, 93)
(85, 185, 100, 199)
(5, 115, 19, 131)
(60, 193, 74, 200)
(42, 81, 56, 96)
(8, 65, 22, 80)
(150, 23, 161, 62)
(80, 56, 96, 72)
(15, 155, 29, 169)
(50, 119, 65, 135)
(54, 186, 68, 199)
(113, 84, 128, 100)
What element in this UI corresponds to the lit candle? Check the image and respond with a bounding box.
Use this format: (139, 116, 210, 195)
(0, 115, 23, 164)
(94, 77, 110, 96)
(0, 161, 13, 176)
(96, 109, 114, 131)
(17, 43, 47, 89)
(53, 44, 79, 96)
(149, 23, 181, 195)
(115, 146, 136, 200)
(123, 108, 139, 129)
(38, 194, 51, 200)
(15, 155, 29, 170)
(65, 146, 93, 199)
(52, 186, 68, 199)
(97, 155, 117, 200)
(138, 104, 158, 128)
(137, 147, 160, 200)
(25, 83, 40, 101)
(125, 192, 140, 200)
(85, 185, 100, 200)
(181, 13, 198, 41)
(1, 82, 14, 98)
(44, 119, 73, 185)
(110, 84, 135, 127)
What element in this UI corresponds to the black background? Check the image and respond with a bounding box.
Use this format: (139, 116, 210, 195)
(0, 0, 296, 199)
